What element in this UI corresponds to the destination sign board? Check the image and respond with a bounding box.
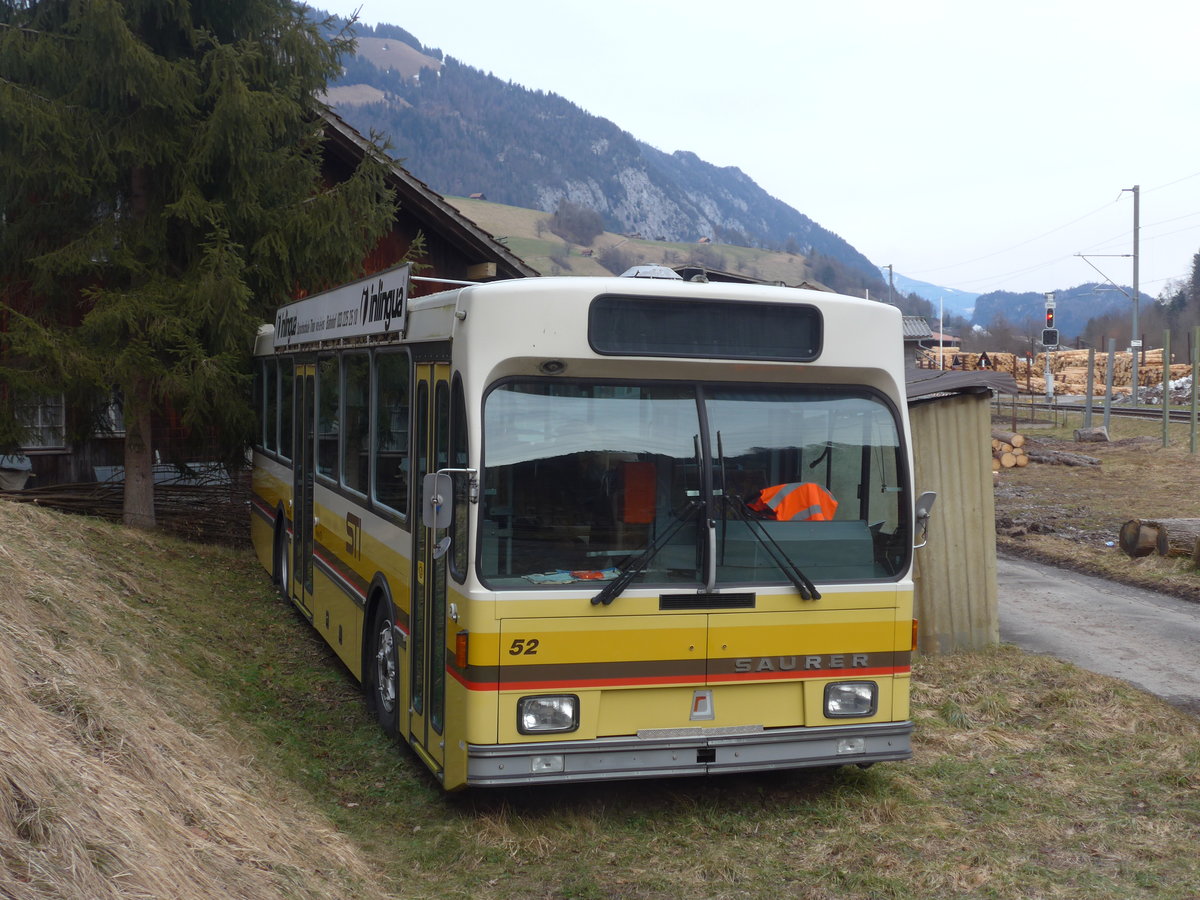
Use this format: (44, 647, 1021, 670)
(273, 263, 410, 348)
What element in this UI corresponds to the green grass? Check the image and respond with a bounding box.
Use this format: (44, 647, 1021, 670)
(992, 405, 1200, 598)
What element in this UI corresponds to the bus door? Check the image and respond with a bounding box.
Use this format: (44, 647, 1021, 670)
(290, 359, 316, 620)
(410, 362, 450, 771)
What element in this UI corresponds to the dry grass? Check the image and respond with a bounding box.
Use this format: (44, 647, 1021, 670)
(0, 502, 391, 900)
(324, 83, 391, 107)
(994, 410, 1200, 598)
(352, 38, 441, 79)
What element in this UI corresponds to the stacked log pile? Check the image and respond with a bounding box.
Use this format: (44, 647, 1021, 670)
(929, 349, 1019, 372)
(991, 430, 1029, 470)
(990, 430, 1101, 469)
(928, 346, 1193, 395)
(1040, 348, 1192, 390)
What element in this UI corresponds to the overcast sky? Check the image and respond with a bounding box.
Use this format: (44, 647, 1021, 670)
(317, 1, 1200, 300)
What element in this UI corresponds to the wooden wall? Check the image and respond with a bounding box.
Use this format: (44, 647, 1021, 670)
(909, 391, 1000, 654)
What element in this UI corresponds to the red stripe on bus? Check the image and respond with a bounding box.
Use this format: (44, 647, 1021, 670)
(447, 666, 908, 692)
(446, 668, 702, 691)
(312, 548, 367, 602)
(250, 495, 276, 520)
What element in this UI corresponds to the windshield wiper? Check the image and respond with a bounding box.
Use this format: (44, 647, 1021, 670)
(723, 495, 822, 601)
(591, 501, 701, 606)
(713, 430, 818, 599)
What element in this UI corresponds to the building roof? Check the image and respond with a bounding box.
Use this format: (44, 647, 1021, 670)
(319, 109, 538, 280)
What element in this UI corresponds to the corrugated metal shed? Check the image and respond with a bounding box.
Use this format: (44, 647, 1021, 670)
(907, 371, 1013, 654)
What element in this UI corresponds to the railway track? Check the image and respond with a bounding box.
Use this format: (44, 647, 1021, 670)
(1056, 402, 1199, 423)
(1004, 399, 1200, 423)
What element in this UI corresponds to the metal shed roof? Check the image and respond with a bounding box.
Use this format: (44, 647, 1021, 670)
(906, 368, 1020, 402)
(902, 316, 933, 339)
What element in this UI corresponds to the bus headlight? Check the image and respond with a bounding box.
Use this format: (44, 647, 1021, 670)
(824, 682, 877, 718)
(517, 695, 579, 734)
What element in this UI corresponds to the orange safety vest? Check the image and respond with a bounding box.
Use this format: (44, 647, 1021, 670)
(748, 482, 838, 521)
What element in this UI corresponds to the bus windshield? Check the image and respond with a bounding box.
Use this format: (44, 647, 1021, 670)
(480, 381, 908, 590)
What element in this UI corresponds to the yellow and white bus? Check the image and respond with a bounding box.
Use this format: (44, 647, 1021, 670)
(251, 263, 930, 790)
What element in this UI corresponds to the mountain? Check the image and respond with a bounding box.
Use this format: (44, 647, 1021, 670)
(879, 268, 979, 319)
(971, 283, 1148, 339)
(321, 17, 888, 297)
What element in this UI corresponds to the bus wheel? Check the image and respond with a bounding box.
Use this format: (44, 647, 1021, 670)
(273, 519, 289, 602)
(368, 600, 400, 738)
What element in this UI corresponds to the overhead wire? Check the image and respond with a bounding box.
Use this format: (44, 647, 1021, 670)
(1078, 210, 1200, 255)
(904, 168, 1200, 291)
(904, 201, 1115, 277)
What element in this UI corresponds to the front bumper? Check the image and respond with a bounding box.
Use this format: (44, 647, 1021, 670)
(467, 720, 912, 786)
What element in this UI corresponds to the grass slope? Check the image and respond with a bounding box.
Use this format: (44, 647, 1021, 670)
(0, 503, 390, 899)
(2, 499, 1199, 898)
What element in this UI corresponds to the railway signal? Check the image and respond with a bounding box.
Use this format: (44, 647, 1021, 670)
(1043, 292, 1057, 398)
(1042, 292, 1058, 350)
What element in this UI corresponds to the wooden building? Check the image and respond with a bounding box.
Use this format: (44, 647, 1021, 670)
(902, 316, 934, 368)
(320, 110, 535, 296)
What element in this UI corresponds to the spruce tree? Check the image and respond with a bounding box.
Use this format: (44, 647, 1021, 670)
(0, 0, 396, 528)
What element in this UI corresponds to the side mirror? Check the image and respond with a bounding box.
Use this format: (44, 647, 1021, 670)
(914, 491, 937, 549)
(422, 472, 453, 529)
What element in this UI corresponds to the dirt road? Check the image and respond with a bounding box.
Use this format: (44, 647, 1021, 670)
(998, 554, 1200, 715)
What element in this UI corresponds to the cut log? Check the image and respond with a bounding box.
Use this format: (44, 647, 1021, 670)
(1119, 518, 1200, 558)
(1119, 520, 1168, 558)
(1073, 426, 1110, 443)
(995, 451, 1017, 468)
(1024, 448, 1101, 467)
(1014, 453, 1029, 467)
(991, 430, 1025, 448)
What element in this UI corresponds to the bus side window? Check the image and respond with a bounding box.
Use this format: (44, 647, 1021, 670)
(279, 357, 293, 461)
(317, 353, 339, 480)
(256, 359, 272, 452)
(266, 359, 280, 453)
(342, 352, 370, 495)
(373, 351, 409, 516)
